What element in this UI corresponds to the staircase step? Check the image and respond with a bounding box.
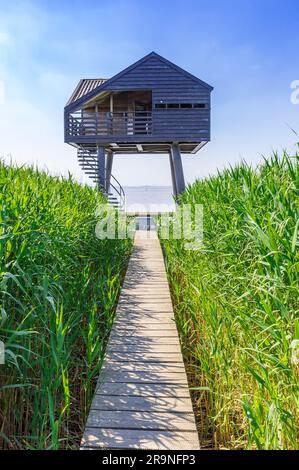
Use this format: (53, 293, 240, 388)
(77, 148, 124, 211)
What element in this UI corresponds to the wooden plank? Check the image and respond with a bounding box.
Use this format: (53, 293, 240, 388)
(126, 266, 166, 272)
(113, 317, 176, 326)
(122, 279, 169, 285)
(115, 313, 175, 322)
(119, 295, 172, 300)
(119, 286, 171, 300)
(120, 283, 170, 290)
(81, 429, 199, 450)
(99, 370, 188, 384)
(102, 362, 185, 373)
(128, 258, 164, 262)
(117, 304, 174, 313)
(121, 285, 170, 291)
(121, 280, 170, 288)
(110, 329, 178, 338)
(86, 409, 196, 429)
(105, 352, 183, 363)
(117, 302, 174, 310)
(90, 395, 193, 413)
(95, 382, 190, 397)
(106, 344, 182, 354)
(112, 322, 177, 330)
(114, 316, 175, 325)
(112, 320, 176, 328)
(120, 287, 172, 293)
(107, 337, 181, 345)
(118, 296, 172, 303)
(117, 302, 174, 309)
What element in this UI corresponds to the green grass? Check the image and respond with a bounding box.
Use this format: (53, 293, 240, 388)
(160, 151, 299, 449)
(0, 161, 131, 449)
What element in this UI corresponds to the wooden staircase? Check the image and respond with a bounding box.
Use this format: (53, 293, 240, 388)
(77, 147, 125, 210)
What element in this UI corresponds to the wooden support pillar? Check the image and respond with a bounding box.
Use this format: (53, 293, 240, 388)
(169, 150, 177, 196)
(170, 143, 185, 196)
(108, 94, 114, 134)
(110, 94, 114, 113)
(97, 145, 106, 192)
(105, 150, 114, 193)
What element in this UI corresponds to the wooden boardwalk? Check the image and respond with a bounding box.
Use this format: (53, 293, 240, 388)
(81, 230, 199, 450)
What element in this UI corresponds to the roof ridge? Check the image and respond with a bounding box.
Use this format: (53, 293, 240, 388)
(81, 77, 109, 80)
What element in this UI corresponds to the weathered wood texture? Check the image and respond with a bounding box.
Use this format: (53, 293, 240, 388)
(81, 230, 199, 450)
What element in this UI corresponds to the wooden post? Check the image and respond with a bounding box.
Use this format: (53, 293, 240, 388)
(170, 144, 185, 196)
(97, 145, 106, 192)
(109, 94, 114, 134)
(95, 104, 99, 135)
(169, 150, 177, 196)
(105, 150, 114, 193)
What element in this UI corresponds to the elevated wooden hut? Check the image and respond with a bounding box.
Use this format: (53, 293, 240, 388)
(64, 52, 213, 206)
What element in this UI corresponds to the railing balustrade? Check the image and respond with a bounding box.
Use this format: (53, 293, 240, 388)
(66, 110, 152, 137)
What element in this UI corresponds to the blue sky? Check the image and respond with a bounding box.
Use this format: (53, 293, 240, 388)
(0, 0, 298, 186)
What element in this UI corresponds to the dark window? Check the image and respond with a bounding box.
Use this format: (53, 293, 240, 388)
(180, 103, 193, 108)
(155, 102, 207, 109)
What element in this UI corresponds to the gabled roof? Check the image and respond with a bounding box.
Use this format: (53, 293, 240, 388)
(65, 51, 213, 111)
(66, 78, 108, 106)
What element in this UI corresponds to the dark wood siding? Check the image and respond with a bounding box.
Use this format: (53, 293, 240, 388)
(103, 55, 211, 142)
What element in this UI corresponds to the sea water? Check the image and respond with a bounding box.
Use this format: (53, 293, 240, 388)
(124, 186, 175, 213)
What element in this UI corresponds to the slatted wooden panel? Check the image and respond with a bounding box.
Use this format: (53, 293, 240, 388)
(81, 230, 199, 450)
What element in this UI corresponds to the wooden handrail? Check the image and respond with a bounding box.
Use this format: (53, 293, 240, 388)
(66, 111, 152, 137)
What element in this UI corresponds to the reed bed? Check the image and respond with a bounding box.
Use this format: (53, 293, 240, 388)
(0, 162, 131, 449)
(161, 152, 299, 449)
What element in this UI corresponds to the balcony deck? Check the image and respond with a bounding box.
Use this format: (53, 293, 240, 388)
(65, 110, 152, 139)
(64, 109, 210, 151)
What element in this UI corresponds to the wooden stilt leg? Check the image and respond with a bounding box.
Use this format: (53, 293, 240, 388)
(170, 144, 185, 195)
(106, 150, 114, 193)
(97, 145, 106, 192)
(169, 150, 178, 197)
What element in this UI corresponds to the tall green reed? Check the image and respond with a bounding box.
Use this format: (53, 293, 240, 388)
(0, 161, 131, 449)
(161, 151, 299, 449)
